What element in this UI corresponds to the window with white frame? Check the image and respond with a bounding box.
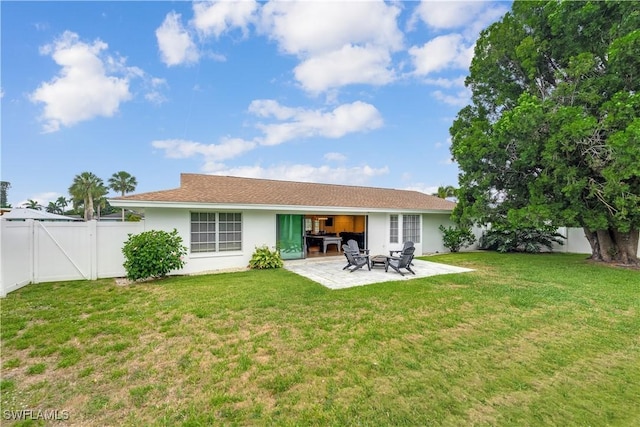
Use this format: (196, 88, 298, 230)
(390, 215, 399, 243)
(190, 212, 242, 253)
(218, 212, 242, 251)
(402, 214, 421, 243)
(389, 214, 421, 244)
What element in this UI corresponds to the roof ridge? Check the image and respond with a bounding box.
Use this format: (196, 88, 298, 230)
(180, 173, 422, 194)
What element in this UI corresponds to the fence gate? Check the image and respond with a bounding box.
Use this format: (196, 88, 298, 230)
(1, 220, 144, 297)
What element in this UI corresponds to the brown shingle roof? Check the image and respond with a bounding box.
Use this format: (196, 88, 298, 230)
(114, 173, 456, 211)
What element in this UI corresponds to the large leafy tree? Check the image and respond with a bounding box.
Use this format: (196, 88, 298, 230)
(69, 172, 104, 221)
(450, 0, 640, 265)
(108, 171, 137, 221)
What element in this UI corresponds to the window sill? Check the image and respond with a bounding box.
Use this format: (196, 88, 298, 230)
(189, 251, 243, 259)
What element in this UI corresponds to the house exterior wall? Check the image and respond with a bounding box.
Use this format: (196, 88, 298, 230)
(422, 214, 455, 254)
(143, 207, 276, 273)
(368, 212, 465, 256)
(142, 209, 454, 268)
(366, 213, 392, 255)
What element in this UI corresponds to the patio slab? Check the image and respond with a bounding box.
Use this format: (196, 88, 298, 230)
(284, 256, 474, 290)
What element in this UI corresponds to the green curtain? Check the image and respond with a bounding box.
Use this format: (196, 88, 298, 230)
(277, 215, 304, 260)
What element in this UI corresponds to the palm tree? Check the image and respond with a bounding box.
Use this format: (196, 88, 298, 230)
(69, 172, 104, 221)
(46, 201, 61, 214)
(108, 171, 137, 221)
(55, 196, 69, 214)
(23, 199, 42, 210)
(433, 185, 457, 199)
(93, 184, 109, 220)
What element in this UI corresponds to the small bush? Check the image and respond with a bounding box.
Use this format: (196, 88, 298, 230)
(439, 225, 477, 253)
(249, 245, 283, 269)
(122, 229, 187, 281)
(480, 224, 565, 253)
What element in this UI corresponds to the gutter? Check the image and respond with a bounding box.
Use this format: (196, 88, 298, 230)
(108, 199, 453, 215)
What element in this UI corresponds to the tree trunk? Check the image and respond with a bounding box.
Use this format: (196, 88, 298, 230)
(86, 195, 94, 221)
(585, 227, 639, 265)
(583, 227, 601, 260)
(612, 228, 639, 265)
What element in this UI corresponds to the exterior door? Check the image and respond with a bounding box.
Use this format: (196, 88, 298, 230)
(276, 214, 304, 260)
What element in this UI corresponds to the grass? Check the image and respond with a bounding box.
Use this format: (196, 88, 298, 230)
(1, 252, 639, 426)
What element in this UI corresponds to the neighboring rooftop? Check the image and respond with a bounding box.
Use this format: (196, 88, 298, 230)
(1, 208, 81, 221)
(112, 173, 456, 211)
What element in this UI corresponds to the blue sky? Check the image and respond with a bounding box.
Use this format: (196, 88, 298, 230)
(1, 0, 510, 208)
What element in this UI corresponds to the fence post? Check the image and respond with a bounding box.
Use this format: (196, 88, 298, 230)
(89, 220, 98, 280)
(0, 221, 4, 297)
(29, 219, 38, 284)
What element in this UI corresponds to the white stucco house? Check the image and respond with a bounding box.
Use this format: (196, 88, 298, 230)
(109, 173, 458, 274)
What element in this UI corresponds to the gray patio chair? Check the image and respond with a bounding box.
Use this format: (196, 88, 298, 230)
(347, 239, 369, 255)
(385, 246, 416, 276)
(390, 241, 414, 266)
(342, 244, 371, 272)
(389, 241, 414, 257)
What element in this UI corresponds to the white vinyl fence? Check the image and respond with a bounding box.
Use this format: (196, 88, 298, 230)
(1, 220, 144, 297)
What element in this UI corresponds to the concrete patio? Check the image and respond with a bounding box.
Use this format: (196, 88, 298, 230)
(284, 256, 474, 290)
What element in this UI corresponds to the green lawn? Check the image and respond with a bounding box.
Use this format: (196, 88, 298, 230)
(1, 252, 639, 426)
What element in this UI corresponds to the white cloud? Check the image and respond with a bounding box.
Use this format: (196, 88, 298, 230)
(152, 137, 256, 161)
(248, 99, 298, 120)
(412, 1, 486, 30)
(29, 31, 132, 133)
(410, 0, 508, 37)
(422, 75, 467, 88)
(156, 11, 199, 66)
(259, 1, 402, 56)
(408, 1, 508, 82)
(409, 34, 474, 76)
(143, 77, 168, 105)
(249, 100, 384, 146)
(461, 3, 511, 39)
(294, 45, 394, 93)
(204, 163, 389, 185)
(152, 99, 383, 175)
(258, 1, 403, 93)
(324, 152, 347, 162)
(432, 89, 471, 107)
(192, 0, 258, 38)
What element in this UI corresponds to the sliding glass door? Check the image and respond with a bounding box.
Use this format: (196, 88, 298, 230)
(276, 214, 304, 260)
